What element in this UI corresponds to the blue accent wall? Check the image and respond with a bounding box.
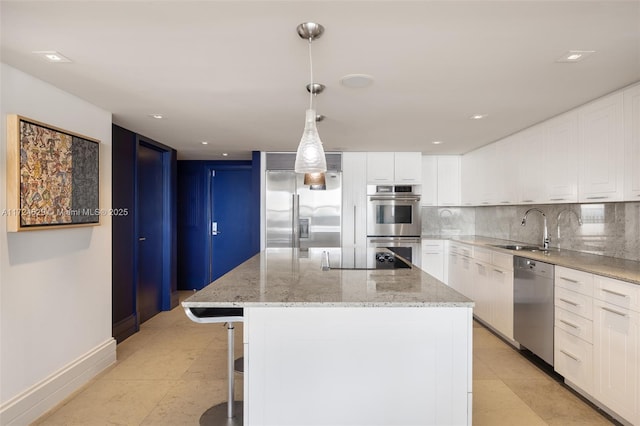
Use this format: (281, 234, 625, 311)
(177, 153, 261, 290)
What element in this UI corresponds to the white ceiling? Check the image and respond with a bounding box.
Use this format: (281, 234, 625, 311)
(1, 1, 639, 160)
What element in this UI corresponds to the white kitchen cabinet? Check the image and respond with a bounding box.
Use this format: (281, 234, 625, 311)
(593, 298, 639, 424)
(460, 150, 478, 206)
(394, 152, 422, 183)
(342, 153, 368, 258)
(367, 152, 421, 184)
(366, 152, 395, 183)
(545, 111, 578, 203)
(493, 134, 519, 205)
(554, 266, 594, 395)
(421, 156, 437, 206)
(555, 327, 594, 394)
(472, 259, 491, 321)
(518, 125, 546, 204)
(474, 145, 497, 206)
(578, 92, 625, 202)
(471, 247, 514, 341)
(421, 156, 461, 206)
(554, 267, 640, 425)
(437, 156, 461, 206)
(624, 83, 640, 201)
(490, 256, 514, 340)
(421, 239, 444, 282)
(447, 242, 473, 298)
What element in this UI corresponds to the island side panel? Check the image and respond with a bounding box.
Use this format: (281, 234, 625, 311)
(244, 306, 472, 426)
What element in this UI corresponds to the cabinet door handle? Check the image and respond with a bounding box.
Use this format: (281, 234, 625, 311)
(601, 306, 627, 317)
(493, 269, 504, 274)
(601, 288, 629, 298)
(559, 319, 579, 329)
(522, 199, 534, 203)
(559, 298, 579, 307)
(549, 198, 566, 201)
(500, 201, 511, 204)
(586, 196, 609, 200)
(559, 277, 579, 284)
(424, 252, 440, 255)
(560, 350, 580, 362)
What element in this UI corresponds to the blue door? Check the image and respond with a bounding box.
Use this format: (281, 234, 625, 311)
(210, 169, 254, 281)
(137, 143, 164, 322)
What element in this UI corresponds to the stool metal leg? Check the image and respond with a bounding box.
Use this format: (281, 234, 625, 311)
(227, 322, 235, 418)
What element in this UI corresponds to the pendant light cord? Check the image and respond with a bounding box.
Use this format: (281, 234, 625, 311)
(308, 38, 313, 110)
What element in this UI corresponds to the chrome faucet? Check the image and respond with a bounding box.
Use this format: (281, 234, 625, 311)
(556, 209, 583, 241)
(521, 208, 550, 250)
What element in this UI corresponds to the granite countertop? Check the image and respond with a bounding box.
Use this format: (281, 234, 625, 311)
(182, 248, 473, 308)
(428, 235, 640, 285)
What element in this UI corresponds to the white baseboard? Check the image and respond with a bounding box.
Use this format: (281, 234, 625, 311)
(0, 338, 116, 426)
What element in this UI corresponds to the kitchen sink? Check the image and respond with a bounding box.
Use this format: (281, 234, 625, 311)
(492, 244, 546, 252)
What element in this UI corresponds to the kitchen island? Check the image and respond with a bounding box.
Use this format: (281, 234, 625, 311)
(182, 248, 474, 426)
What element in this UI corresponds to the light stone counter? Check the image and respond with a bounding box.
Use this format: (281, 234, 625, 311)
(444, 235, 640, 285)
(183, 247, 473, 308)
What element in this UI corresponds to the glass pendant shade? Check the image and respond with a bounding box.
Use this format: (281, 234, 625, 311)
(304, 172, 326, 190)
(294, 109, 327, 174)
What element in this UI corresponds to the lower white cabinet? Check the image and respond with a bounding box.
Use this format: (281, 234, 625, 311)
(554, 266, 640, 425)
(555, 327, 594, 393)
(447, 242, 514, 341)
(421, 239, 445, 282)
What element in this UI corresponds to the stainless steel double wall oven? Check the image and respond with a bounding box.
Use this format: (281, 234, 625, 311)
(367, 184, 422, 268)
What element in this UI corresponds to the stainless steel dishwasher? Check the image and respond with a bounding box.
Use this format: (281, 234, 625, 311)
(514, 256, 555, 366)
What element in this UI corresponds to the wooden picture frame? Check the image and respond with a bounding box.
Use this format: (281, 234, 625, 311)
(6, 115, 100, 232)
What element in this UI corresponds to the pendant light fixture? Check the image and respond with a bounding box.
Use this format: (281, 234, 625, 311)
(304, 171, 327, 190)
(294, 22, 327, 174)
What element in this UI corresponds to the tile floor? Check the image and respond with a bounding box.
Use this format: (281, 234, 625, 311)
(34, 293, 615, 425)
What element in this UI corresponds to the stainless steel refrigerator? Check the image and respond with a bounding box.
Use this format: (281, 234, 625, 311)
(266, 170, 342, 249)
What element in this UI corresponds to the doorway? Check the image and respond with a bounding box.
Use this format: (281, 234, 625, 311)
(137, 143, 165, 323)
(209, 168, 255, 282)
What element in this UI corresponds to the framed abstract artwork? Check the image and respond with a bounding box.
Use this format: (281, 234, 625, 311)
(6, 115, 100, 231)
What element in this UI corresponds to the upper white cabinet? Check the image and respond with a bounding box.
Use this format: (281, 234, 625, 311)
(421, 155, 461, 206)
(624, 84, 640, 200)
(493, 134, 519, 205)
(545, 111, 579, 203)
(518, 125, 546, 204)
(437, 156, 461, 206)
(461, 150, 478, 206)
(367, 152, 421, 184)
(578, 92, 625, 202)
(420, 156, 438, 206)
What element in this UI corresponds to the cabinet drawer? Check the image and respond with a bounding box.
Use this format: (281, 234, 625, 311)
(473, 247, 491, 263)
(554, 328, 593, 394)
(555, 287, 593, 319)
(491, 251, 513, 271)
(555, 307, 593, 343)
(555, 266, 594, 297)
(458, 245, 472, 258)
(421, 240, 444, 254)
(594, 275, 640, 312)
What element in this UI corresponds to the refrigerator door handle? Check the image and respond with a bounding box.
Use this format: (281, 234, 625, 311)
(292, 193, 300, 248)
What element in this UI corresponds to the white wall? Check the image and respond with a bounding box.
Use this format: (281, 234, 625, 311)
(0, 64, 115, 424)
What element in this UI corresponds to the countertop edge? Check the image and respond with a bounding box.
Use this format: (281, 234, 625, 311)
(429, 235, 640, 286)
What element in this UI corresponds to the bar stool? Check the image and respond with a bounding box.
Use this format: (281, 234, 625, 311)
(184, 307, 244, 425)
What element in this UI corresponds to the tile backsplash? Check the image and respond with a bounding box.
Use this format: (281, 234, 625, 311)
(422, 202, 640, 262)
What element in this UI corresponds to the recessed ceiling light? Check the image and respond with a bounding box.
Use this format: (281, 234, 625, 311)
(32, 50, 72, 63)
(556, 50, 596, 63)
(340, 74, 374, 89)
(149, 114, 164, 119)
(201, 141, 209, 145)
(432, 141, 443, 145)
(222, 153, 229, 157)
(469, 114, 488, 120)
